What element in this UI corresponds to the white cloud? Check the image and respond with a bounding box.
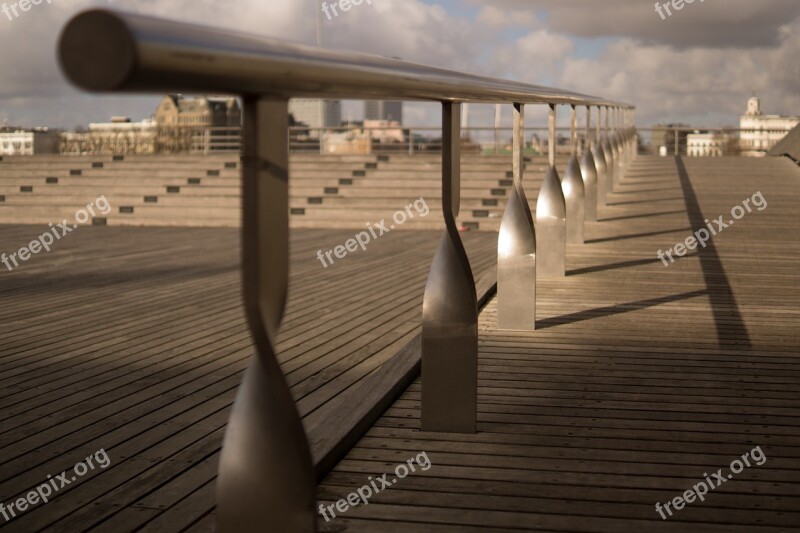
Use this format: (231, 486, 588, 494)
(492, 30, 575, 82)
(476, 5, 540, 30)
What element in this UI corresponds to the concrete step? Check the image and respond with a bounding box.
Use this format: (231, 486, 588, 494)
(3, 194, 240, 207)
(289, 196, 508, 209)
(0, 185, 241, 196)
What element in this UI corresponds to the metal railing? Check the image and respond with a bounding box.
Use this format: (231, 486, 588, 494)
(59, 9, 635, 532)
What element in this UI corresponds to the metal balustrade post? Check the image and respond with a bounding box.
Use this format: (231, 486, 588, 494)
(563, 104, 585, 244)
(626, 108, 634, 162)
(421, 102, 478, 433)
(581, 105, 598, 222)
(611, 107, 622, 183)
(217, 97, 317, 533)
(497, 103, 536, 330)
(620, 108, 627, 163)
(593, 106, 608, 205)
(602, 106, 615, 197)
(536, 104, 567, 277)
(626, 108, 633, 159)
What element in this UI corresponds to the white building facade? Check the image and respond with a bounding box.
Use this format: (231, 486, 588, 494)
(0, 128, 59, 155)
(687, 132, 722, 157)
(0, 130, 34, 155)
(740, 96, 800, 157)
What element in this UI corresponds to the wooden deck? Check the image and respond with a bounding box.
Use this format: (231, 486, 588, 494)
(0, 222, 497, 531)
(1, 155, 799, 531)
(317, 156, 800, 532)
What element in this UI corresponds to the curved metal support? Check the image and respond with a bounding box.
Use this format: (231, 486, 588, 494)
(602, 106, 615, 198)
(581, 105, 598, 222)
(593, 107, 608, 205)
(421, 101, 478, 433)
(611, 108, 622, 185)
(497, 103, 536, 331)
(217, 98, 317, 533)
(536, 104, 567, 278)
(563, 104, 585, 244)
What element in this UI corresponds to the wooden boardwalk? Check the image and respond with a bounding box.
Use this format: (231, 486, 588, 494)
(0, 155, 799, 531)
(0, 222, 497, 531)
(317, 156, 800, 532)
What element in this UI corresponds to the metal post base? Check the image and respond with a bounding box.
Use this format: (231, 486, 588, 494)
(217, 97, 317, 533)
(580, 145, 598, 222)
(421, 231, 478, 433)
(498, 184, 537, 330)
(563, 153, 585, 244)
(536, 166, 566, 277)
(593, 142, 608, 205)
(603, 136, 615, 197)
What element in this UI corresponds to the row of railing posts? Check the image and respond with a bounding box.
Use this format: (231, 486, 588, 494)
(421, 102, 636, 443)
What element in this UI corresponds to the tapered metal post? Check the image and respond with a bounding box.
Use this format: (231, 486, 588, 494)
(563, 104, 585, 244)
(613, 107, 623, 181)
(497, 103, 536, 330)
(581, 106, 598, 221)
(602, 106, 615, 197)
(217, 97, 317, 533)
(536, 104, 567, 277)
(593, 106, 608, 205)
(421, 102, 478, 433)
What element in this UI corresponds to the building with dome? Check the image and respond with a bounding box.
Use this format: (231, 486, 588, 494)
(739, 95, 799, 157)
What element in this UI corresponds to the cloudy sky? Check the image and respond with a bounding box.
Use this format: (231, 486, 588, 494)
(1, 0, 799, 130)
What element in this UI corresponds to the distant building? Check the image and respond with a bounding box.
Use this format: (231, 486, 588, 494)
(60, 117, 157, 155)
(0, 127, 59, 155)
(321, 119, 405, 155)
(364, 101, 403, 124)
(289, 99, 341, 137)
(153, 95, 241, 152)
(154, 95, 241, 128)
(739, 95, 800, 157)
(91, 117, 156, 154)
(687, 131, 728, 157)
(363, 119, 404, 144)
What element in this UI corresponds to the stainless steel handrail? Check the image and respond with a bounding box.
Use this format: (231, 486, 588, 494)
(58, 9, 631, 108)
(59, 9, 635, 533)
